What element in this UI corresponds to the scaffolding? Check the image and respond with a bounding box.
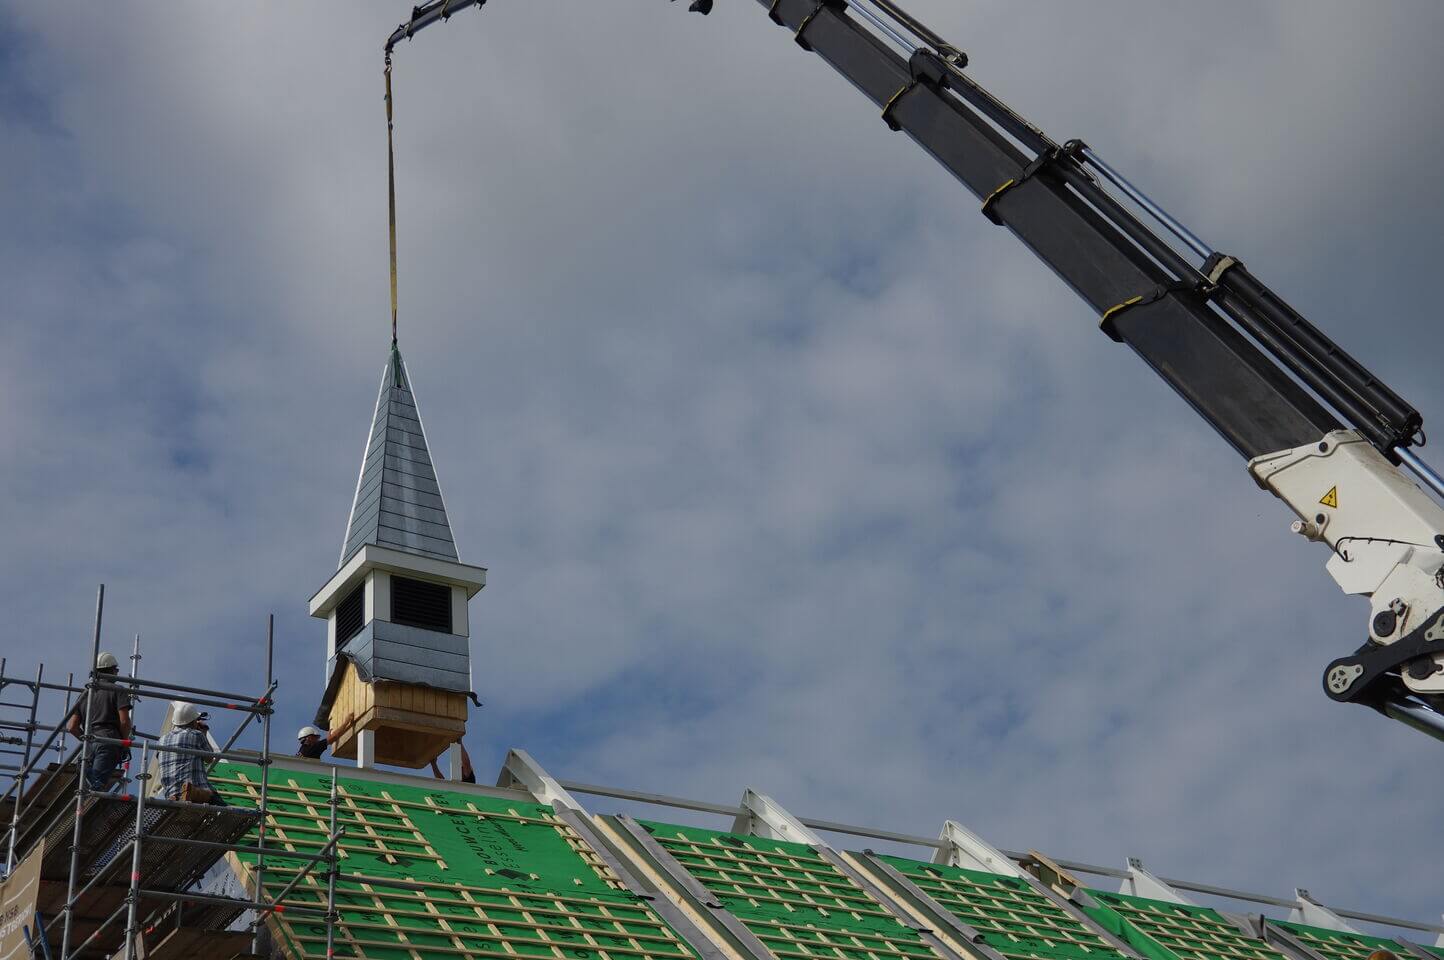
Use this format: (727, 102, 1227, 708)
(0, 586, 344, 960)
(2, 590, 1439, 960)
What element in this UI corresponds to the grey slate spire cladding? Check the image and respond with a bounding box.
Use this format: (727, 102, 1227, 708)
(340, 344, 459, 566)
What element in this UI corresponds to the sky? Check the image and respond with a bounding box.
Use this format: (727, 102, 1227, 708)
(3, 0, 1443, 933)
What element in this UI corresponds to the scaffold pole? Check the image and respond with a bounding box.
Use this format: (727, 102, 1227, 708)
(121, 742, 149, 960)
(60, 583, 104, 960)
(252, 613, 275, 955)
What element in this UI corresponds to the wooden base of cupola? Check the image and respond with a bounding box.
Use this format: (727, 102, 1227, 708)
(325, 661, 467, 768)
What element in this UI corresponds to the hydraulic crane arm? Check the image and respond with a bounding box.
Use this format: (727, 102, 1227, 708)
(384, 0, 1444, 740)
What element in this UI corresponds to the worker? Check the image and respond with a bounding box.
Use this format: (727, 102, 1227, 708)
(429, 741, 475, 784)
(158, 701, 222, 804)
(65, 652, 133, 792)
(296, 716, 354, 760)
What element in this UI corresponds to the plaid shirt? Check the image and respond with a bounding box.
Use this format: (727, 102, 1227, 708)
(157, 726, 213, 799)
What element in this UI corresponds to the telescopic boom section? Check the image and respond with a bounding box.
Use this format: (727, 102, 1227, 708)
(381, 0, 1444, 740)
(385, 0, 486, 53)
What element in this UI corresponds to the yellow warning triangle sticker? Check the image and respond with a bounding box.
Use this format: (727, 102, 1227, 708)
(1319, 486, 1339, 509)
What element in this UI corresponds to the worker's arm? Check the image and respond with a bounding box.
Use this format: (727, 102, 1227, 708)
(117, 706, 132, 740)
(188, 727, 216, 764)
(430, 741, 469, 780)
(326, 713, 355, 745)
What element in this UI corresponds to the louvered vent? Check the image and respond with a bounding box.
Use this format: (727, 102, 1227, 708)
(391, 576, 452, 633)
(335, 583, 365, 647)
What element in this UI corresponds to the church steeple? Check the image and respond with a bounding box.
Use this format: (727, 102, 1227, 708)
(308, 343, 485, 772)
(341, 342, 459, 566)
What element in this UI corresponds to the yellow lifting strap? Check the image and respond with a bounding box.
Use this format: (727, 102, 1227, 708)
(385, 52, 399, 347)
(880, 80, 919, 131)
(1099, 294, 1145, 327)
(1098, 280, 1196, 342)
(793, 0, 833, 50)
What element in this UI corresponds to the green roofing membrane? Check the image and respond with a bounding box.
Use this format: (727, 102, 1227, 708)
(638, 819, 945, 960)
(875, 855, 1126, 960)
(1082, 891, 1284, 960)
(1270, 919, 1415, 960)
(213, 763, 699, 960)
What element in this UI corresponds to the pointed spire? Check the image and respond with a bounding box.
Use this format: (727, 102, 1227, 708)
(340, 344, 459, 566)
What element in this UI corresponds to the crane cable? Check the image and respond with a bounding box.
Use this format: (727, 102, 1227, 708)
(385, 51, 399, 349)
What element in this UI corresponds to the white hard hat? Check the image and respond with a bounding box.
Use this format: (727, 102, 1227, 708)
(296, 726, 324, 741)
(95, 652, 120, 670)
(172, 702, 207, 726)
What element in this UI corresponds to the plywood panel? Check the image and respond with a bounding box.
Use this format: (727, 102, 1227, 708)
(327, 663, 467, 768)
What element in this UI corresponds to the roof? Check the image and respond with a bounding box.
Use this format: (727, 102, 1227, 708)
(210, 759, 1444, 960)
(340, 343, 460, 567)
(214, 761, 700, 960)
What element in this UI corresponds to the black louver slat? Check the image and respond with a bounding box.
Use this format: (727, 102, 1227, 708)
(335, 584, 366, 647)
(391, 576, 452, 633)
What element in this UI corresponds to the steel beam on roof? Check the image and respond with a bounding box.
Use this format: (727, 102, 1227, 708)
(541, 774, 1439, 945)
(561, 780, 943, 848)
(731, 789, 823, 844)
(1398, 940, 1442, 960)
(605, 814, 777, 960)
(727, 790, 972, 960)
(1121, 857, 1196, 904)
(1290, 889, 1362, 933)
(856, 841, 1148, 960)
(560, 779, 746, 818)
(494, 751, 736, 960)
(932, 820, 1027, 878)
(851, 851, 1038, 960)
(1258, 916, 1360, 960)
(1162, 877, 1298, 909)
(497, 748, 587, 811)
(1321, 908, 1444, 939)
(1108, 862, 1306, 960)
(821, 848, 974, 960)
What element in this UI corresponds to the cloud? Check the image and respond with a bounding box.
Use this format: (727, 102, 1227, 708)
(2, 0, 1442, 931)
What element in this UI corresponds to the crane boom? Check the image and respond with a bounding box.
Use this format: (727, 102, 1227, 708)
(383, 0, 1444, 740)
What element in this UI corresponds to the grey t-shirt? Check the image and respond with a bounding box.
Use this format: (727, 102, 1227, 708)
(67, 683, 130, 737)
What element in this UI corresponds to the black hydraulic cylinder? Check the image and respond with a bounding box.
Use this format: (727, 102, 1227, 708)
(1048, 163, 1405, 455)
(1208, 288, 1402, 457)
(761, 0, 1339, 459)
(1212, 264, 1421, 450)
